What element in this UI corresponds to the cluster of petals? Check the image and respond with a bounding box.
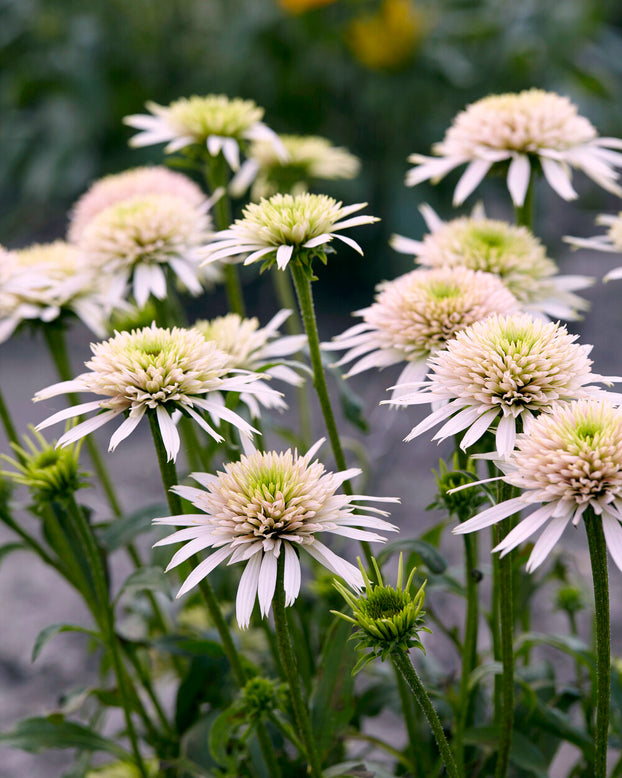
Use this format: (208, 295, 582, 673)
(200, 193, 378, 271)
(123, 94, 286, 171)
(394, 313, 621, 457)
(0, 241, 120, 341)
(391, 205, 591, 321)
(34, 323, 282, 461)
(406, 89, 622, 206)
(153, 439, 398, 627)
(230, 134, 360, 200)
(194, 309, 307, 415)
(454, 400, 622, 573)
(324, 266, 519, 398)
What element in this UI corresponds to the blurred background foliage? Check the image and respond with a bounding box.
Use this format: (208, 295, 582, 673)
(2, 0, 622, 301)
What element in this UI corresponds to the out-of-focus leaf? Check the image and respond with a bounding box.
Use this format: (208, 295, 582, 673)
(0, 716, 129, 759)
(98, 504, 167, 551)
(32, 623, 99, 662)
(376, 538, 446, 574)
(114, 566, 171, 603)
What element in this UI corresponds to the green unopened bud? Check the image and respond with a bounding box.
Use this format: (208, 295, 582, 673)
(332, 554, 431, 674)
(2, 427, 88, 506)
(555, 585, 585, 615)
(242, 677, 279, 720)
(429, 456, 485, 522)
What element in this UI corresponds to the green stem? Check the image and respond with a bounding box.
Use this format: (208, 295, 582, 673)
(585, 512, 610, 778)
(272, 270, 312, 446)
(205, 154, 245, 317)
(514, 177, 534, 230)
(455, 531, 479, 773)
(289, 262, 372, 569)
(0, 383, 19, 451)
(42, 325, 123, 518)
(64, 494, 149, 778)
(493, 479, 515, 778)
(394, 666, 421, 775)
(391, 649, 460, 778)
(272, 554, 324, 778)
(0, 502, 65, 574)
(148, 412, 280, 773)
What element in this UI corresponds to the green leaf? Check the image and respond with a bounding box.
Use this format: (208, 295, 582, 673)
(376, 538, 447, 574)
(208, 703, 246, 766)
(153, 636, 225, 658)
(114, 566, 171, 603)
(0, 716, 130, 759)
(32, 623, 100, 662)
(514, 632, 594, 670)
(525, 700, 593, 757)
(98, 504, 167, 551)
(0, 541, 26, 565)
(324, 761, 395, 778)
(468, 661, 503, 692)
(310, 618, 356, 760)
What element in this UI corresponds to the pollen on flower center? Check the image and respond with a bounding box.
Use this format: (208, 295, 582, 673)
(167, 95, 265, 139)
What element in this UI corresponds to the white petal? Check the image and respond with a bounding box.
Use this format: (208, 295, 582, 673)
(283, 543, 301, 606)
(495, 414, 517, 457)
(222, 138, 240, 171)
(57, 409, 121, 447)
(276, 244, 294, 270)
(332, 233, 364, 255)
(166, 534, 218, 571)
(184, 404, 224, 443)
(453, 496, 525, 535)
(257, 551, 279, 618)
(389, 234, 423, 255)
(453, 159, 492, 205)
(35, 400, 104, 431)
(540, 157, 578, 201)
(601, 512, 622, 572)
(459, 407, 500, 450)
(176, 545, 233, 598)
(304, 541, 363, 591)
(525, 513, 571, 572)
(156, 406, 180, 462)
(403, 402, 457, 442)
(235, 552, 263, 629)
(506, 155, 531, 206)
(108, 407, 146, 451)
(418, 203, 444, 232)
(493, 503, 556, 556)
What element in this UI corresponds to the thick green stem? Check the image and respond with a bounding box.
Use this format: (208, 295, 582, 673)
(493, 485, 515, 778)
(272, 554, 324, 778)
(205, 154, 245, 317)
(64, 494, 149, 778)
(42, 325, 123, 518)
(585, 512, 610, 778)
(148, 412, 280, 772)
(394, 666, 422, 775)
(455, 531, 479, 773)
(289, 262, 372, 569)
(391, 649, 460, 778)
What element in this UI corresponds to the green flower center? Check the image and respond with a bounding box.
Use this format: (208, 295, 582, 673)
(362, 586, 409, 620)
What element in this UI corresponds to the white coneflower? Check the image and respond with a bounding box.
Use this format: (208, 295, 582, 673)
(391, 206, 592, 320)
(200, 193, 378, 271)
(0, 241, 120, 340)
(77, 194, 211, 307)
(395, 313, 619, 457)
(454, 399, 622, 573)
(153, 439, 398, 627)
(34, 324, 282, 461)
(565, 211, 622, 283)
(406, 89, 622, 206)
(230, 134, 360, 200)
(324, 267, 519, 398)
(194, 310, 307, 415)
(68, 166, 207, 243)
(123, 94, 286, 171)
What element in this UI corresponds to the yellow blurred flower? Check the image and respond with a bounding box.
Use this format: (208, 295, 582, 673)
(277, 0, 337, 13)
(347, 0, 424, 70)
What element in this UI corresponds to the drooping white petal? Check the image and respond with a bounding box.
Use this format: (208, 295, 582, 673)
(156, 406, 181, 462)
(34, 400, 105, 431)
(493, 503, 556, 556)
(525, 513, 572, 572)
(506, 155, 531, 206)
(453, 496, 525, 535)
(108, 407, 146, 451)
(601, 512, 622, 572)
(540, 157, 578, 201)
(176, 545, 234, 598)
(235, 552, 262, 629)
(283, 543, 301, 606)
(57, 410, 122, 447)
(276, 244, 294, 270)
(453, 159, 493, 205)
(304, 540, 364, 591)
(257, 550, 279, 618)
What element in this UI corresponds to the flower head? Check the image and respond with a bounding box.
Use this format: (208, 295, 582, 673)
(124, 95, 286, 171)
(454, 400, 622, 573)
(392, 206, 592, 320)
(68, 166, 207, 243)
(325, 266, 519, 397)
(2, 427, 88, 507)
(77, 194, 211, 307)
(34, 324, 282, 461)
(565, 211, 622, 283)
(200, 193, 378, 271)
(153, 439, 398, 628)
(406, 89, 622, 205)
(230, 134, 360, 200)
(333, 554, 430, 673)
(395, 313, 617, 457)
(0, 241, 120, 339)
